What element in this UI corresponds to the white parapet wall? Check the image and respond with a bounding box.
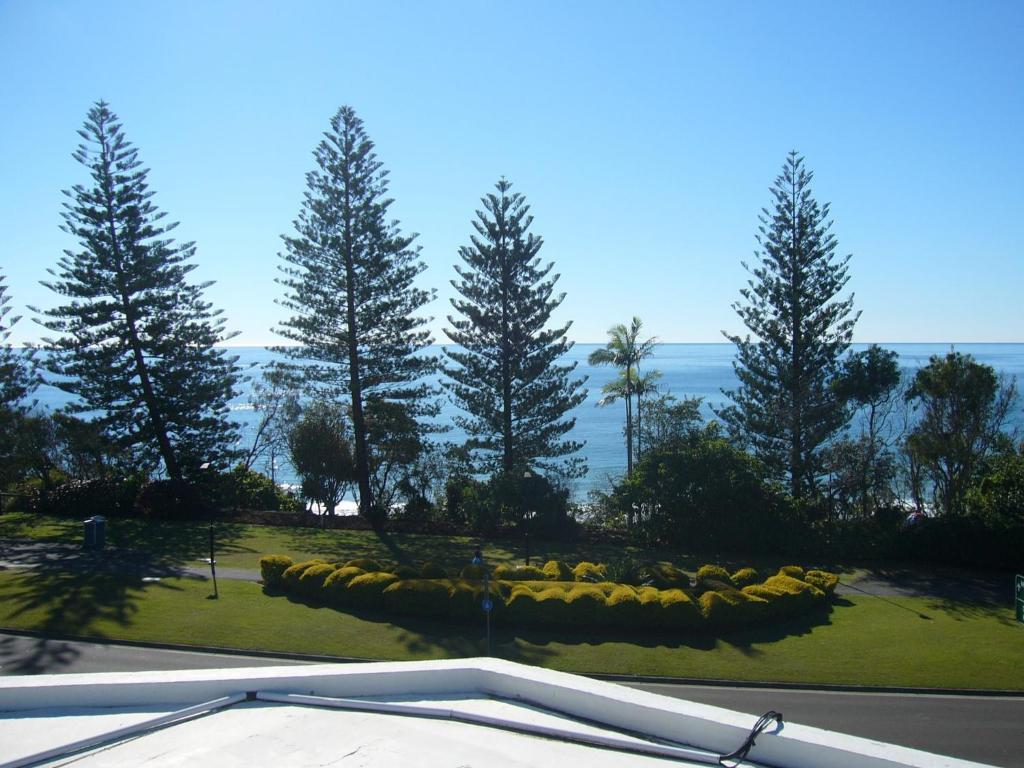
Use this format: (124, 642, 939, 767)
(0, 657, 994, 768)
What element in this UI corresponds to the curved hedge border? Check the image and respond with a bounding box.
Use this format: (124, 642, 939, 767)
(259, 556, 839, 634)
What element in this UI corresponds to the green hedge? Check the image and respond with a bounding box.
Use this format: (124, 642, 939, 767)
(344, 558, 384, 571)
(282, 559, 328, 591)
(493, 564, 547, 581)
(647, 563, 690, 589)
(420, 561, 448, 579)
(259, 555, 294, 588)
(572, 561, 607, 582)
(261, 553, 836, 634)
(695, 564, 735, 588)
(731, 567, 760, 588)
(542, 559, 574, 581)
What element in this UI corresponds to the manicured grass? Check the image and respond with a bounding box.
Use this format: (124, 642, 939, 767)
(0, 511, 861, 579)
(1, 568, 1020, 689)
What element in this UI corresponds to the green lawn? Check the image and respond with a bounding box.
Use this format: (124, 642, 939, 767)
(0, 511, 864, 579)
(1, 567, 1020, 689)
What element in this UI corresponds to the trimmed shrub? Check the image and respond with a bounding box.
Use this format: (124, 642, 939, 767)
(394, 564, 421, 579)
(449, 580, 487, 621)
(460, 563, 487, 580)
(695, 564, 735, 588)
(606, 585, 643, 628)
(322, 566, 367, 606)
(383, 579, 452, 618)
(420, 561, 448, 579)
(804, 570, 839, 595)
(756, 574, 826, 618)
(564, 585, 611, 627)
(259, 555, 294, 588)
(506, 586, 567, 626)
(136, 479, 207, 518)
(657, 588, 703, 629)
(345, 572, 399, 609)
(778, 565, 806, 579)
(493, 564, 547, 581)
(700, 588, 769, 629)
(297, 563, 336, 598)
(344, 558, 384, 571)
(542, 559, 573, 581)
(282, 559, 328, 591)
(647, 563, 690, 589)
(731, 567, 760, 588)
(572, 561, 607, 582)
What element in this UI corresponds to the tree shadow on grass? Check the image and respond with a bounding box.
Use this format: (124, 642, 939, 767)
(923, 597, 1017, 625)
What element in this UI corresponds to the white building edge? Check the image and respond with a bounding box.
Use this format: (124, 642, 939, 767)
(0, 657, 993, 767)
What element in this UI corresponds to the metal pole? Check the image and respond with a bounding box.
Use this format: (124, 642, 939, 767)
(209, 520, 219, 599)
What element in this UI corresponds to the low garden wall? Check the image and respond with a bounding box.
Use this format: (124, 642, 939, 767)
(258, 555, 839, 634)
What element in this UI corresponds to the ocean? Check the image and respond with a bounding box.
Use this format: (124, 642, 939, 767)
(31, 343, 1024, 498)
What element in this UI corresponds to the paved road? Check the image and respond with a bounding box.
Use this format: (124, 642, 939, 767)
(1, 632, 1020, 767)
(628, 681, 1023, 768)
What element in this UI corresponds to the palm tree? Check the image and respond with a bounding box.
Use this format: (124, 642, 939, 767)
(588, 317, 657, 475)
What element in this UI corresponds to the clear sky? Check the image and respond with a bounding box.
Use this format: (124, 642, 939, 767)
(1, 0, 1021, 346)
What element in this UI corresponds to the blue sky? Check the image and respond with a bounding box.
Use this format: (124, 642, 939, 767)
(1, 0, 1021, 346)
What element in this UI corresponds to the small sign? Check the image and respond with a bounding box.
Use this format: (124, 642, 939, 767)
(482, 598, 493, 613)
(1016, 575, 1024, 625)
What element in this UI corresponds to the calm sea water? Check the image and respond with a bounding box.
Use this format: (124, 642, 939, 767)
(32, 343, 1024, 497)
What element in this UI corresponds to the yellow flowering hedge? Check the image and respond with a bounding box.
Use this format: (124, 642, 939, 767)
(257, 555, 838, 634)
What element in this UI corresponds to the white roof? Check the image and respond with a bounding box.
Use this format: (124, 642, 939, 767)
(0, 658, 992, 768)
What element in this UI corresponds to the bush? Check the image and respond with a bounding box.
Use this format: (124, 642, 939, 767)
(343, 558, 384, 571)
(572, 561, 607, 582)
(606, 585, 643, 627)
(345, 572, 399, 609)
(322, 566, 367, 606)
(383, 579, 452, 618)
(297, 563, 336, 598)
(564, 585, 611, 627)
(493, 564, 547, 581)
(700, 588, 769, 629)
(695, 564, 735, 588)
(460, 563, 487, 580)
(647, 562, 689, 589)
(731, 567, 760, 588)
(420, 561, 447, 579)
(656, 588, 703, 629)
(43, 477, 138, 517)
(603, 557, 650, 586)
(804, 569, 839, 595)
(754, 574, 826, 618)
(778, 565, 806, 579)
(282, 559, 328, 591)
(449, 580, 488, 621)
(259, 555, 294, 588)
(542, 559, 573, 581)
(506, 586, 568, 626)
(136, 480, 208, 518)
(394, 564, 421, 579)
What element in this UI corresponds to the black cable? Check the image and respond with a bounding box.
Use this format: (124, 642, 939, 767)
(719, 710, 783, 765)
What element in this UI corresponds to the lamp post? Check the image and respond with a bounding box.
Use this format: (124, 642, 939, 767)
(201, 462, 218, 600)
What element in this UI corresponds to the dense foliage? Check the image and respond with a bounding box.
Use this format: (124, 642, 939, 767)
(444, 179, 586, 480)
(275, 105, 437, 527)
(36, 101, 240, 482)
(721, 152, 858, 501)
(259, 554, 837, 633)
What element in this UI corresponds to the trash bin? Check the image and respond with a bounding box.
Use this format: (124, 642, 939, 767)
(92, 515, 107, 549)
(83, 515, 107, 549)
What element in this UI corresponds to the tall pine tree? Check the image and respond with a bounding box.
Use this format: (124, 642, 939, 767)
(276, 106, 436, 525)
(0, 271, 36, 414)
(720, 152, 858, 500)
(445, 179, 586, 479)
(37, 101, 240, 481)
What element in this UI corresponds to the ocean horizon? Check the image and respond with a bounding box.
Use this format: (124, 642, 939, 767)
(29, 343, 1024, 498)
